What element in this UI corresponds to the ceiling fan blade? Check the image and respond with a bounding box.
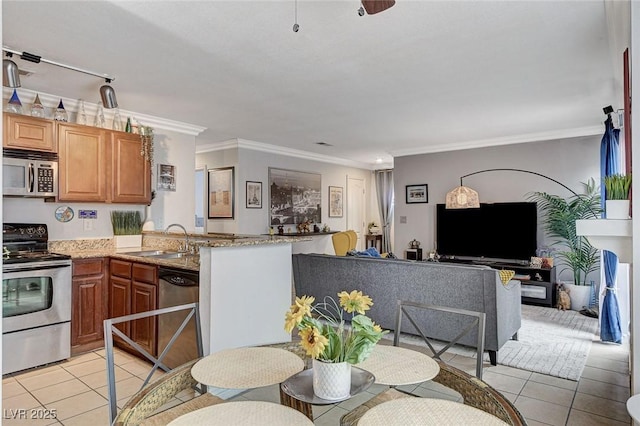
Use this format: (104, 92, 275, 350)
(361, 0, 396, 15)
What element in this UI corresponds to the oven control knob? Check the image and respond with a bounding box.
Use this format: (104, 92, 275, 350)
(26, 227, 35, 236)
(36, 226, 46, 235)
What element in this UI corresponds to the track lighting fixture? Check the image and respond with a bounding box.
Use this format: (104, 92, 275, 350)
(3, 54, 20, 88)
(100, 79, 118, 109)
(2, 46, 117, 106)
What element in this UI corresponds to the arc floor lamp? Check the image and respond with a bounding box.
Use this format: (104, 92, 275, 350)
(445, 168, 581, 209)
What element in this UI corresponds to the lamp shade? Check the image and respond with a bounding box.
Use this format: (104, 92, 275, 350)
(100, 84, 118, 109)
(3, 59, 21, 88)
(445, 185, 480, 209)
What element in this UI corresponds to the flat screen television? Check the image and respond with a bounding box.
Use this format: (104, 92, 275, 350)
(436, 202, 538, 262)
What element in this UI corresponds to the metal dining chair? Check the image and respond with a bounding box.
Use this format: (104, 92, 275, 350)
(104, 303, 222, 425)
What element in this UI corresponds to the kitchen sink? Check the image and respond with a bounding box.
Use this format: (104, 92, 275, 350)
(150, 252, 194, 259)
(122, 250, 195, 259)
(122, 250, 177, 257)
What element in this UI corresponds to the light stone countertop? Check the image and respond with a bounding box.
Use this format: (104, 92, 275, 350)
(49, 233, 310, 272)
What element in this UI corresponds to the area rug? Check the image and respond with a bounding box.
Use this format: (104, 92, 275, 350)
(386, 304, 599, 381)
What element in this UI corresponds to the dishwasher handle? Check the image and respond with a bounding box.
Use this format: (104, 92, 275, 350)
(159, 269, 199, 287)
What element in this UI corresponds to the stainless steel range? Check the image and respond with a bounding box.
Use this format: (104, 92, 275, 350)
(2, 223, 72, 374)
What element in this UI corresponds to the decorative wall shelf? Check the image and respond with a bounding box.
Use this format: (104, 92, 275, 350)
(576, 219, 632, 263)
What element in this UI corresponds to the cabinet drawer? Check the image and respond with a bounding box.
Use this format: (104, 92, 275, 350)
(73, 258, 105, 277)
(110, 259, 132, 279)
(133, 263, 157, 285)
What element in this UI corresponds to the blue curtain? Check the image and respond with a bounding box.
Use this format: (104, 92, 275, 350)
(600, 116, 622, 344)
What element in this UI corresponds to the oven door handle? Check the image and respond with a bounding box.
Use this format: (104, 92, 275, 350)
(3, 263, 71, 273)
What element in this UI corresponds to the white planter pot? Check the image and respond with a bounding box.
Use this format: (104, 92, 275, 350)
(114, 234, 142, 250)
(312, 359, 351, 401)
(605, 200, 630, 219)
(563, 282, 592, 311)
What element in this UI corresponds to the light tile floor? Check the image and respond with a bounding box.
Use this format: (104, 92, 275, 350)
(2, 335, 631, 425)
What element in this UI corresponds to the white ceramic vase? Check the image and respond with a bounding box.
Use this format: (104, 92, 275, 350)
(312, 359, 351, 401)
(605, 200, 630, 219)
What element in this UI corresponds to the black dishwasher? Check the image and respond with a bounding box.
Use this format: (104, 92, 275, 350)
(158, 267, 199, 369)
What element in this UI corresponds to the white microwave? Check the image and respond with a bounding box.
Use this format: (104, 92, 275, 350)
(3, 149, 58, 197)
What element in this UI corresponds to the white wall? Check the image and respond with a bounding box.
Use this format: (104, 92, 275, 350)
(394, 135, 601, 282)
(196, 143, 373, 236)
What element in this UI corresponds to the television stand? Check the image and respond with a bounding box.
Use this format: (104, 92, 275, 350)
(438, 258, 557, 307)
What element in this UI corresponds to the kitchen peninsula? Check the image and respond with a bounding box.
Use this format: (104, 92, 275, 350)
(49, 231, 309, 354)
(190, 233, 306, 355)
(51, 232, 308, 359)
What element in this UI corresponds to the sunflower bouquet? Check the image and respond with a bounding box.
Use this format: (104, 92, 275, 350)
(284, 290, 388, 364)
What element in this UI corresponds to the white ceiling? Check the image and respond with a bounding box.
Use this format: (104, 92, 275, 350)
(1, 1, 630, 168)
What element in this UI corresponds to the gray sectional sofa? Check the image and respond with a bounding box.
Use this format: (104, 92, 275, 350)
(291, 253, 522, 365)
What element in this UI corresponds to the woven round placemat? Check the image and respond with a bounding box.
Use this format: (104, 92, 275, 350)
(167, 401, 314, 425)
(358, 398, 510, 425)
(355, 345, 439, 386)
(191, 347, 305, 388)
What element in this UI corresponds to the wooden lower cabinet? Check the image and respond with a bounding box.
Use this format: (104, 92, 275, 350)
(71, 258, 107, 355)
(108, 259, 158, 358)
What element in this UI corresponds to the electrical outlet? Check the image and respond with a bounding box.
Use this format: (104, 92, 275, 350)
(83, 219, 93, 231)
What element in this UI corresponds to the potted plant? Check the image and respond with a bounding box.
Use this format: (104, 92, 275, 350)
(111, 210, 143, 250)
(285, 291, 387, 400)
(603, 173, 631, 219)
(527, 179, 602, 310)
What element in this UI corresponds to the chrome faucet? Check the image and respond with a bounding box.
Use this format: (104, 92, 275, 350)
(164, 223, 190, 253)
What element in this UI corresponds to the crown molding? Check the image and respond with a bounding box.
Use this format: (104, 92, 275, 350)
(390, 125, 604, 158)
(2, 87, 206, 136)
(197, 138, 377, 170)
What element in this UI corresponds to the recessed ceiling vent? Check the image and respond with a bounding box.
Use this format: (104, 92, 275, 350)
(315, 142, 333, 147)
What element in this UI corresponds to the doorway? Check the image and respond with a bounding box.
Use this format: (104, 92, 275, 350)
(347, 177, 366, 250)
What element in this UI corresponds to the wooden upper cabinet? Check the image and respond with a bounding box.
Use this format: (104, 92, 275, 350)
(111, 131, 151, 204)
(3, 113, 56, 152)
(58, 123, 108, 202)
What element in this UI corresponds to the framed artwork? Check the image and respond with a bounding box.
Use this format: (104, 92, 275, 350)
(246, 181, 262, 209)
(406, 184, 428, 204)
(157, 164, 176, 191)
(269, 167, 321, 226)
(208, 167, 234, 219)
(328, 186, 343, 217)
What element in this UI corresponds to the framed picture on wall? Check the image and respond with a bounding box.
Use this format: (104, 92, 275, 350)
(157, 164, 176, 191)
(246, 181, 262, 209)
(269, 168, 321, 226)
(406, 184, 428, 204)
(208, 167, 234, 219)
(328, 186, 343, 217)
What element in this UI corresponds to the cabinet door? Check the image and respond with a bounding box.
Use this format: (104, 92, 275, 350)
(109, 275, 132, 338)
(72, 276, 104, 346)
(72, 259, 107, 354)
(3, 113, 56, 152)
(111, 132, 151, 204)
(131, 281, 157, 356)
(58, 123, 108, 202)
